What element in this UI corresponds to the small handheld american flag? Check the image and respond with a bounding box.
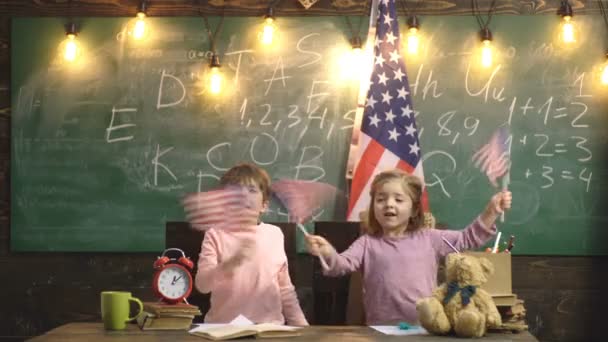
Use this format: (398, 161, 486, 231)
(472, 127, 511, 222)
(270, 179, 339, 224)
(472, 127, 511, 188)
(182, 187, 259, 231)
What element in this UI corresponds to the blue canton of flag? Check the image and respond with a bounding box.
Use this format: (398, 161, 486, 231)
(347, 0, 428, 220)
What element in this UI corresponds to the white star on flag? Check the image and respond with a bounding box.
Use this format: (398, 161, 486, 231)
(385, 31, 397, 45)
(385, 110, 396, 122)
(388, 128, 401, 141)
(381, 90, 393, 103)
(389, 50, 401, 63)
(401, 105, 414, 117)
(378, 72, 389, 85)
(394, 69, 406, 82)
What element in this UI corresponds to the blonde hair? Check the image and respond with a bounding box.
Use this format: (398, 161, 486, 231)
(363, 169, 424, 236)
(220, 163, 271, 202)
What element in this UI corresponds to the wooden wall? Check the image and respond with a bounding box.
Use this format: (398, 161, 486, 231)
(1, 1, 608, 341)
(1, 0, 607, 16)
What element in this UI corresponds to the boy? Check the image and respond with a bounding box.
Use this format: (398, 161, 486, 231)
(194, 163, 308, 325)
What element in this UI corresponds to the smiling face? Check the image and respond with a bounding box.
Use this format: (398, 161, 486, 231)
(372, 179, 415, 236)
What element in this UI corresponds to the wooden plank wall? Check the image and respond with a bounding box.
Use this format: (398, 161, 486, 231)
(1, 1, 608, 341)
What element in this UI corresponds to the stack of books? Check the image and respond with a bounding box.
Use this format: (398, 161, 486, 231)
(492, 293, 518, 307)
(494, 298, 528, 333)
(137, 302, 201, 330)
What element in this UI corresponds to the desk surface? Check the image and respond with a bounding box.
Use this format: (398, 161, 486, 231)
(28, 323, 538, 341)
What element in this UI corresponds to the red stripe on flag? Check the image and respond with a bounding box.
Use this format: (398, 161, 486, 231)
(347, 139, 385, 217)
(396, 159, 414, 174)
(182, 188, 258, 231)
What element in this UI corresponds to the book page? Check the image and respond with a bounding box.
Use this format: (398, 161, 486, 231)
(252, 323, 301, 332)
(253, 324, 302, 338)
(190, 325, 257, 340)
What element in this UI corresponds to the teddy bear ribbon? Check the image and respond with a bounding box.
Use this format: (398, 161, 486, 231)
(443, 282, 477, 306)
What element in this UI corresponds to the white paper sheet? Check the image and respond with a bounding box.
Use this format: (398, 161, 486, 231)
(369, 325, 428, 336)
(188, 314, 255, 333)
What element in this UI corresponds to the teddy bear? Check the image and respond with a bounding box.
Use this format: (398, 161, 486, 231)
(416, 253, 502, 338)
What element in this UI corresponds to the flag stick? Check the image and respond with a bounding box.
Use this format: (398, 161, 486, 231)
(441, 237, 460, 254)
(500, 172, 509, 222)
(297, 224, 329, 270)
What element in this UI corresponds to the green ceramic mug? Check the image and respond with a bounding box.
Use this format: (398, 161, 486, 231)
(100, 291, 143, 330)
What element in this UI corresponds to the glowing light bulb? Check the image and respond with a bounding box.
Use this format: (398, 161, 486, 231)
(338, 36, 365, 81)
(561, 16, 575, 43)
(210, 66, 222, 94)
(602, 62, 608, 86)
(209, 54, 222, 95)
(63, 33, 78, 62)
(407, 27, 419, 55)
(261, 17, 275, 45)
(133, 12, 147, 40)
(481, 39, 492, 68)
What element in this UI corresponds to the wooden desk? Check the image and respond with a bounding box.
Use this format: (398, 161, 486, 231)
(28, 323, 538, 341)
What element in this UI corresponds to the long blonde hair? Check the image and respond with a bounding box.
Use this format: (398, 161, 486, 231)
(363, 169, 424, 236)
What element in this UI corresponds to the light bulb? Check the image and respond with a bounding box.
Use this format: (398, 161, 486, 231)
(407, 27, 419, 55)
(133, 12, 147, 40)
(64, 33, 78, 62)
(561, 16, 575, 43)
(261, 17, 275, 45)
(481, 39, 492, 68)
(210, 66, 222, 94)
(602, 63, 608, 85)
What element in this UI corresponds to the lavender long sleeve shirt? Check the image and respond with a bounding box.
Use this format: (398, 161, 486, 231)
(323, 217, 496, 325)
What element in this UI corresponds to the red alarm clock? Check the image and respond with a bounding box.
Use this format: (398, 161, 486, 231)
(152, 248, 194, 304)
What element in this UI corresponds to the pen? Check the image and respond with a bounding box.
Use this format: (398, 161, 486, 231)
(505, 235, 515, 253)
(492, 231, 502, 253)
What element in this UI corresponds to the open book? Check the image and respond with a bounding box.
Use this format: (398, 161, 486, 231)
(189, 323, 302, 340)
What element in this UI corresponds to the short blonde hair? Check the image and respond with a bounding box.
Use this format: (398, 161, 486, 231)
(363, 169, 424, 236)
(220, 163, 271, 202)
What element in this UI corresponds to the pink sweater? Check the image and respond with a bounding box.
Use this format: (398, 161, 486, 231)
(195, 223, 308, 325)
(323, 217, 496, 325)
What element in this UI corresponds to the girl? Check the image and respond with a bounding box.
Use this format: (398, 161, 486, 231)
(305, 169, 511, 325)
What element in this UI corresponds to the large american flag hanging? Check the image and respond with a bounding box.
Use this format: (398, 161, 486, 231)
(347, 0, 428, 221)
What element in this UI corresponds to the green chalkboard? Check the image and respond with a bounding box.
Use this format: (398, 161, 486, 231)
(11, 15, 608, 255)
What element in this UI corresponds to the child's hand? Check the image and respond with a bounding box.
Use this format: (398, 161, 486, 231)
(488, 190, 512, 215)
(304, 235, 335, 258)
(223, 237, 256, 274)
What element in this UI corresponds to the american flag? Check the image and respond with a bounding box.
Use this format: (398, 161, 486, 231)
(182, 187, 259, 231)
(271, 179, 339, 224)
(472, 127, 511, 187)
(347, 0, 428, 221)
